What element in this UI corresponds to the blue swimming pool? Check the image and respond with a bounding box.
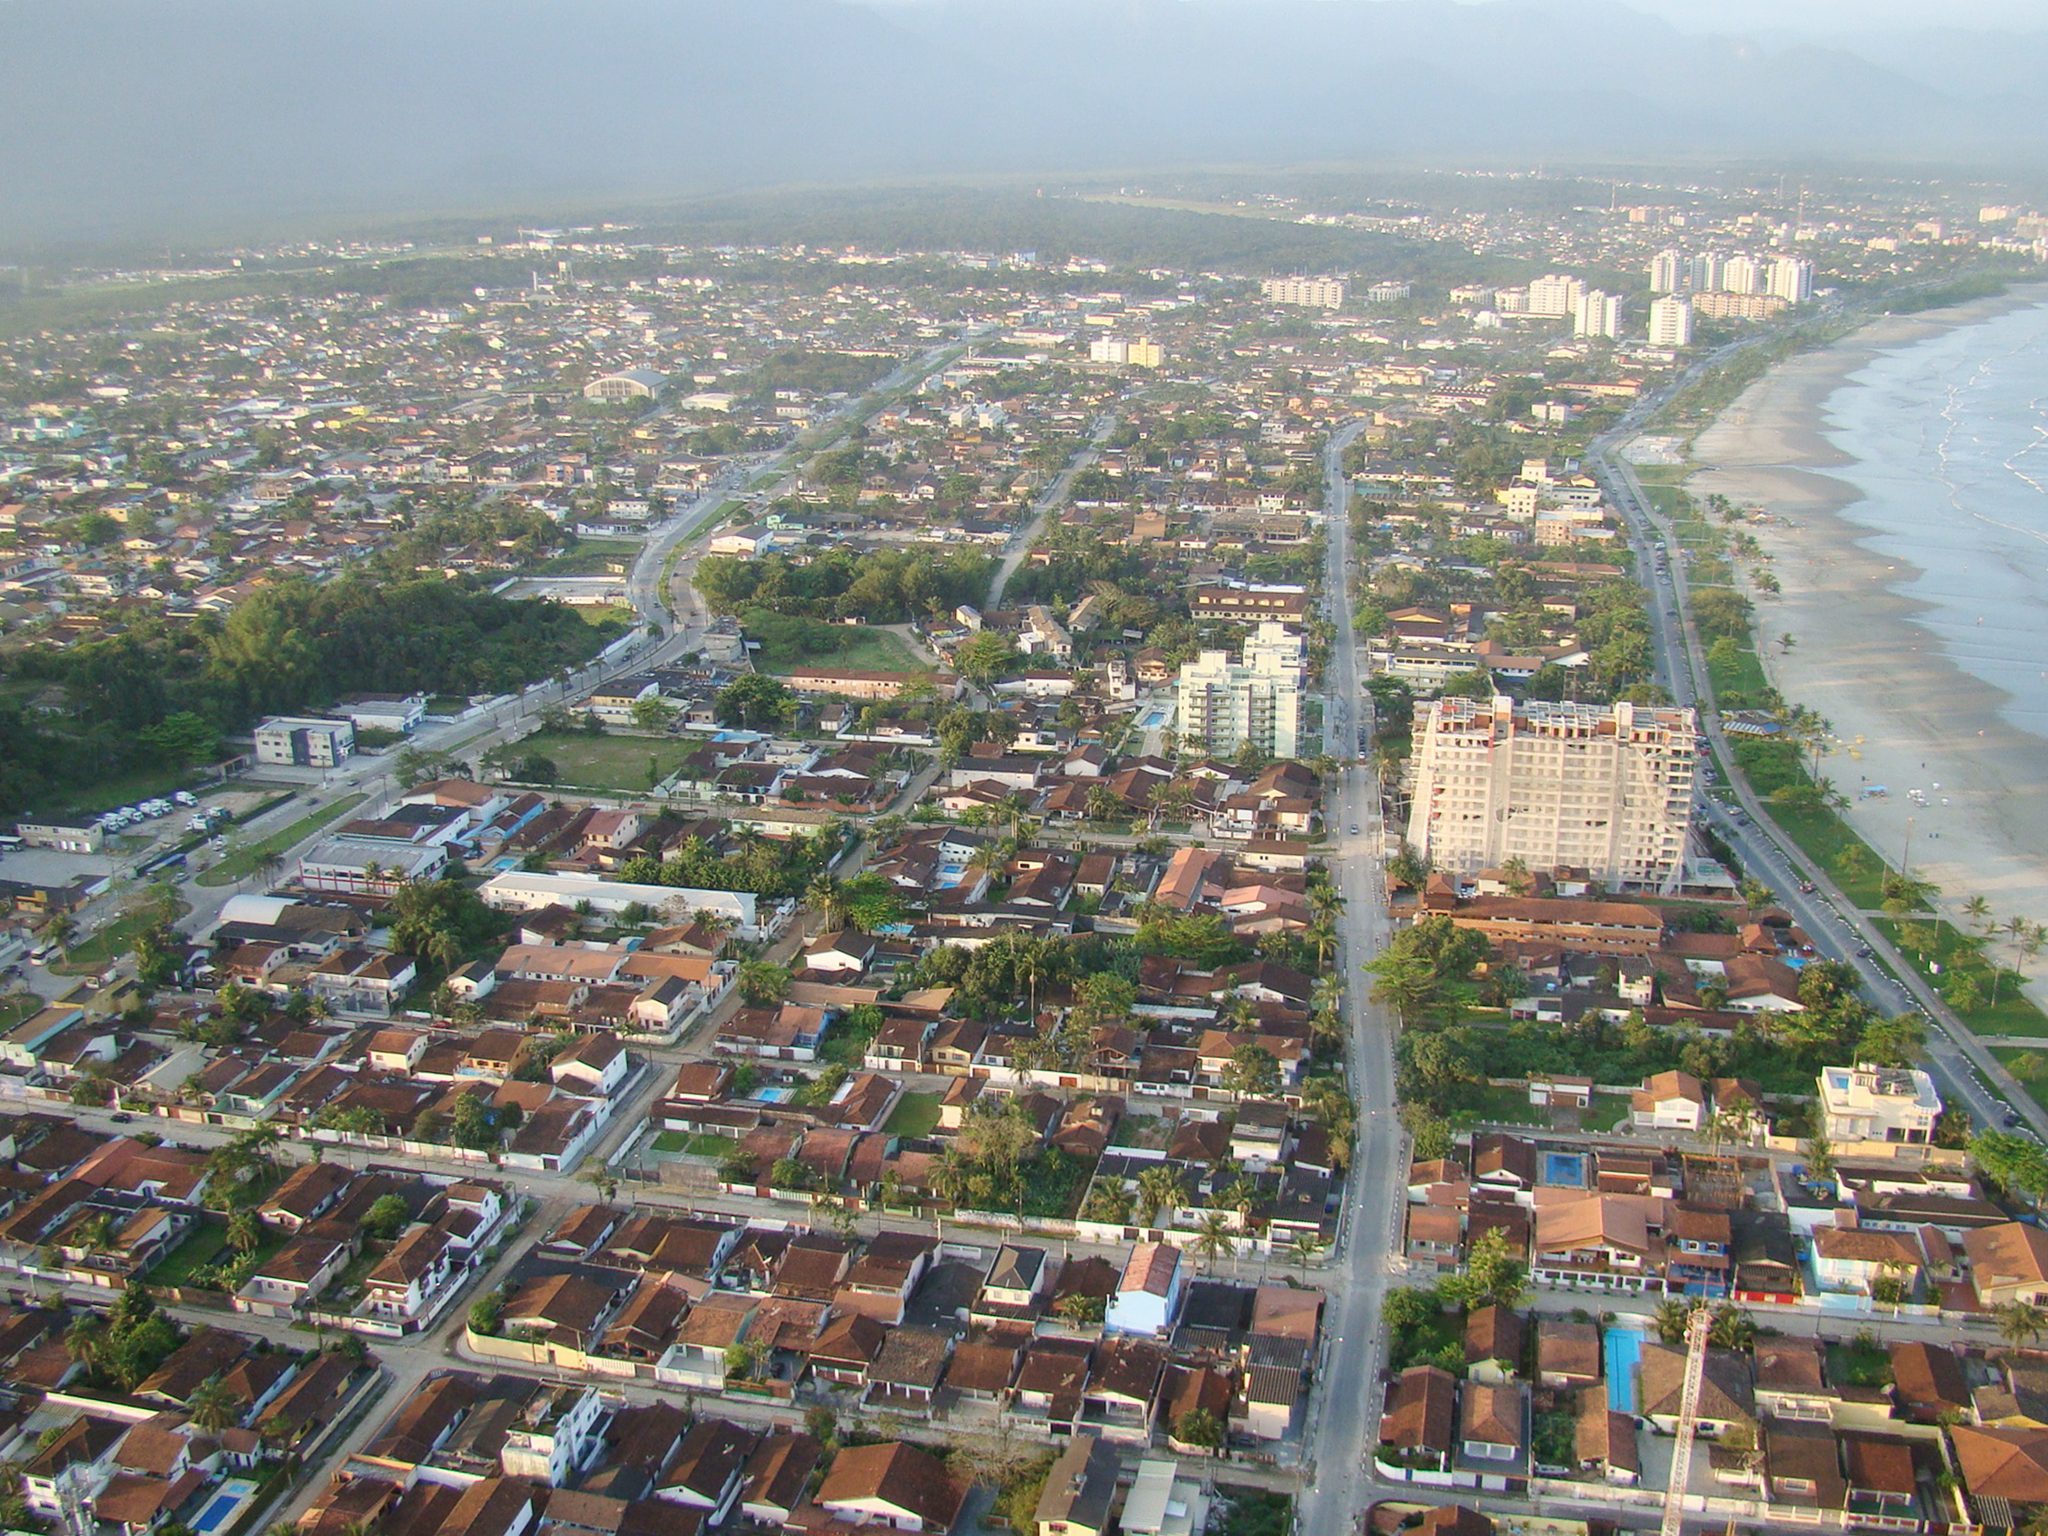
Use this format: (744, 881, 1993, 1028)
(193, 1479, 258, 1535)
(1137, 703, 1172, 731)
(1543, 1150, 1588, 1187)
(1604, 1327, 1644, 1413)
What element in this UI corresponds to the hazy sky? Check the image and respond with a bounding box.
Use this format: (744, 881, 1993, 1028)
(4, 0, 2044, 251)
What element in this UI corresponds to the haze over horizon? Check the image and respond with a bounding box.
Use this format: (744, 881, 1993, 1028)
(3, 0, 2045, 250)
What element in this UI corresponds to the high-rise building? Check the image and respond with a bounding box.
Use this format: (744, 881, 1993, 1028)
(1526, 273, 1586, 318)
(1766, 255, 1815, 304)
(1572, 290, 1622, 339)
(1649, 249, 1683, 293)
(1648, 295, 1694, 348)
(1404, 696, 1699, 892)
(1721, 255, 1765, 295)
(1088, 337, 1166, 368)
(1686, 251, 1725, 293)
(1176, 621, 1306, 760)
(1259, 276, 1347, 310)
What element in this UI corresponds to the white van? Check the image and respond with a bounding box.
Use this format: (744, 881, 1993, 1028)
(173, 791, 198, 807)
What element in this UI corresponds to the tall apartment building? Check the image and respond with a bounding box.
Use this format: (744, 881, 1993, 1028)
(1766, 255, 1815, 304)
(1649, 249, 1683, 294)
(1687, 251, 1725, 293)
(1647, 295, 1694, 348)
(254, 715, 356, 769)
(1088, 336, 1166, 368)
(1259, 276, 1347, 310)
(1572, 290, 1622, 340)
(1176, 622, 1305, 761)
(1721, 254, 1765, 296)
(1692, 291, 1787, 321)
(1526, 274, 1587, 318)
(1405, 696, 1698, 892)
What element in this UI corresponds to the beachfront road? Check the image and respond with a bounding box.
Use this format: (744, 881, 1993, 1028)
(1591, 403, 2048, 1143)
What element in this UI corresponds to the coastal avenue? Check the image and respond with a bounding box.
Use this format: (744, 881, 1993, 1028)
(1296, 420, 1407, 1536)
(1589, 391, 2048, 1142)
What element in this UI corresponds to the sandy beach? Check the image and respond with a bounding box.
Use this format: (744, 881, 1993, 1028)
(1687, 292, 2048, 1019)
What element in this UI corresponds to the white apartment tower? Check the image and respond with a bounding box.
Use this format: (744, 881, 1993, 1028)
(1767, 256, 1815, 304)
(1176, 621, 1305, 760)
(1259, 276, 1347, 310)
(1648, 295, 1694, 348)
(1721, 254, 1766, 296)
(1573, 290, 1623, 340)
(1405, 696, 1699, 892)
(1649, 249, 1683, 294)
(1526, 273, 1587, 318)
(1687, 251, 1726, 292)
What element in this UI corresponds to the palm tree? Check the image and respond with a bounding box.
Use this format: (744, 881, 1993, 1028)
(187, 1376, 239, 1434)
(227, 1209, 262, 1255)
(1137, 1166, 1183, 1226)
(65, 1313, 106, 1370)
(1193, 1211, 1237, 1271)
(1966, 895, 1994, 936)
(45, 913, 79, 962)
(805, 874, 850, 934)
(1306, 882, 1345, 926)
(1291, 1233, 1329, 1269)
(1997, 1299, 2048, 1352)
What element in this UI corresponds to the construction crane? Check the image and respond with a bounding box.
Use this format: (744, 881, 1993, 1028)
(1660, 1305, 1714, 1536)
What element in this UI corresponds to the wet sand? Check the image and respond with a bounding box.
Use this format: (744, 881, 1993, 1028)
(1687, 293, 2048, 1017)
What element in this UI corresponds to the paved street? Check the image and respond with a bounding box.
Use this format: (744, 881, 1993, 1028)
(1297, 419, 1409, 1536)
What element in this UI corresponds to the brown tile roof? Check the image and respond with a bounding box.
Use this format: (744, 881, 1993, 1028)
(815, 1441, 965, 1531)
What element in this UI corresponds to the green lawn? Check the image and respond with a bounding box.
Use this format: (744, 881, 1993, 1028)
(0, 995, 44, 1031)
(53, 897, 191, 974)
(574, 603, 639, 628)
(652, 1131, 733, 1156)
(1872, 917, 2048, 1038)
(196, 794, 366, 887)
(744, 610, 924, 675)
(150, 1220, 286, 1291)
(426, 695, 472, 716)
(883, 1091, 942, 1139)
(1583, 1093, 1633, 1132)
(1448, 1082, 1545, 1130)
(507, 730, 700, 794)
(537, 539, 642, 576)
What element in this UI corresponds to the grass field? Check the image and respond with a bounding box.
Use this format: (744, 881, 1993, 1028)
(1448, 1082, 1546, 1131)
(883, 1091, 942, 1139)
(197, 794, 365, 887)
(151, 1220, 287, 1290)
(537, 539, 642, 576)
(1871, 916, 2048, 1038)
(575, 603, 639, 628)
(1583, 1093, 1633, 1133)
(34, 763, 202, 822)
(54, 897, 191, 975)
(652, 1131, 731, 1157)
(751, 619, 923, 675)
(510, 730, 700, 793)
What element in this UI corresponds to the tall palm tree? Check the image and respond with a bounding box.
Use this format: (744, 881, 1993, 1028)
(805, 875, 850, 934)
(1965, 895, 1994, 936)
(1291, 1233, 1328, 1269)
(227, 1209, 261, 1256)
(1306, 882, 1345, 926)
(65, 1313, 106, 1370)
(1193, 1211, 1237, 1271)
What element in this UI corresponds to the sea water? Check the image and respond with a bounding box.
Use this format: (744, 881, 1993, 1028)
(1819, 298, 2048, 740)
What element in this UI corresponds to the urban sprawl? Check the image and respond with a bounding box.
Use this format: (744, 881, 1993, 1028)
(3, 175, 2048, 1536)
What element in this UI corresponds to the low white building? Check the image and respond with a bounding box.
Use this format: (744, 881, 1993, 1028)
(1818, 1064, 1940, 1146)
(477, 870, 768, 938)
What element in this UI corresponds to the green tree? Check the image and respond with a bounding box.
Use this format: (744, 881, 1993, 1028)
(1439, 1228, 1527, 1312)
(1175, 1406, 1226, 1454)
(716, 674, 796, 731)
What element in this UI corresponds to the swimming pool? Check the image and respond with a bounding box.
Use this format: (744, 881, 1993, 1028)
(193, 1479, 259, 1535)
(1604, 1327, 1644, 1414)
(1542, 1150, 1588, 1187)
(1136, 703, 1172, 731)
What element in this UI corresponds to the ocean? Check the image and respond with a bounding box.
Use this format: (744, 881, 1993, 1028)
(1818, 298, 2048, 741)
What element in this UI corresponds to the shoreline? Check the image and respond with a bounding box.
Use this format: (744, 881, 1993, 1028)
(1684, 288, 2048, 1016)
